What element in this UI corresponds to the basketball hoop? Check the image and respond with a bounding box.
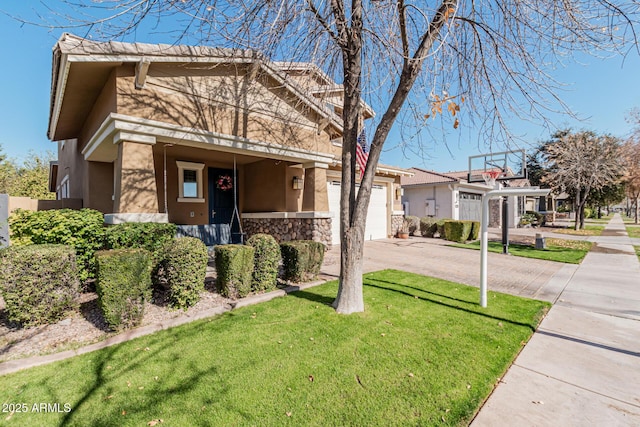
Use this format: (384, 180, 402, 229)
(482, 170, 502, 188)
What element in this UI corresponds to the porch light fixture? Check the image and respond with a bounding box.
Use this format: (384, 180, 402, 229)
(396, 187, 404, 199)
(292, 176, 304, 190)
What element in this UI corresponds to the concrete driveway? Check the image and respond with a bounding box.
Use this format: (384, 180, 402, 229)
(321, 236, 574, 303)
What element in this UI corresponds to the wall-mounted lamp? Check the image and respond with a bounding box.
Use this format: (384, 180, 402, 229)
(395, 187, 404, 199)
(292, 176, 304, 190)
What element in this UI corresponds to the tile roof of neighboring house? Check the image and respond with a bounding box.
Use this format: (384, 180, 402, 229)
(401, 168, 460, 186)
(402, 167, 531, 187)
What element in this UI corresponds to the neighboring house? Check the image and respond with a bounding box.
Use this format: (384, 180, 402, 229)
(401, 167, 533, 227)
(47, 34, 410, 246)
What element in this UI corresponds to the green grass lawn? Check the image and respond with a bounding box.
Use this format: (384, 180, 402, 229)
(635, 246, 640, 261)
(0, 270, 549, 427)
(626, 226, 640, 239)
(552, 224, 604, 236)
(451, 238, 591, 264)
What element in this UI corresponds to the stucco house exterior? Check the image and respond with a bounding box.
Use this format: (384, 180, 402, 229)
(401, 168, 533, 227)
(47, 34, 409, 246)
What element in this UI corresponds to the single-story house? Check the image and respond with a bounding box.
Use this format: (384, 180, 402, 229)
(47, 34, 410, 247)
(401, 168, 535, 227)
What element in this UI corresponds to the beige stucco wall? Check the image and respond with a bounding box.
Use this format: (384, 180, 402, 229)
(79, 69, 117, 153)
(115, 64, 335, 155)
(114, 141, 159, 213)
(302, 167, 329, 212)
(85, 161, 114, 213)
(243, 160, 286, 212)
(55, 139, 85, 200)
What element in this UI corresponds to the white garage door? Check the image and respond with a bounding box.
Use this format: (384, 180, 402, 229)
(327, 180, 388, 245)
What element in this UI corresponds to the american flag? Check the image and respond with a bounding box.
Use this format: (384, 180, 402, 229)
(356, 129, 369, 179)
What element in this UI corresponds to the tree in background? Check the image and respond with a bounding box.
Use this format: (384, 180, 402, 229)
(542, 130, 623, 229)
(588, 183, 626, 219)
(19, 1, 640, 313)
(621, 139, 640, 223)
(0, 146, 55, 200)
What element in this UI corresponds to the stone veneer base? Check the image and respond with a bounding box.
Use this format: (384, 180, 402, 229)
(242, 212, 332, 247)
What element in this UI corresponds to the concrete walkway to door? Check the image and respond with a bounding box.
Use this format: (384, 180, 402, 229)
(471, 214, 640, 426)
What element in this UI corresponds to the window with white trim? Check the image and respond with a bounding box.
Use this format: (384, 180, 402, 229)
(177, 161, 205, 203)
(57, 175, 69, 200)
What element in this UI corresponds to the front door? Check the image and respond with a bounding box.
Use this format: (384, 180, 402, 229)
(208, 167, 236, 227)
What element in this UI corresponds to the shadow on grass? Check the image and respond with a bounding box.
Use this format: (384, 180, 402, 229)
(363, 277, 540, 331)
(54, 320, 227, 426)
(288, 290, 335, 307)
(286, 272, 543, 331)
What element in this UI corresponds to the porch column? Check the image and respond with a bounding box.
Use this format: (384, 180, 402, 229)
(302, 162, 329, 211)
(108, 134, 167, 224)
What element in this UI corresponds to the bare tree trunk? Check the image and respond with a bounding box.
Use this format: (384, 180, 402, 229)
(635, 196, 639, 224)
(574, 191, 581, 230)
(333, 0, 457, 314)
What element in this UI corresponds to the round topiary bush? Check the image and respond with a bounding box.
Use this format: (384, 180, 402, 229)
(0, 244, 79, 327)
(246, 233, 281, 292)
(160, 237, 209, 310)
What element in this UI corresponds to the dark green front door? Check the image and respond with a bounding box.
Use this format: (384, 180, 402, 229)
(208, 168, 235, 225)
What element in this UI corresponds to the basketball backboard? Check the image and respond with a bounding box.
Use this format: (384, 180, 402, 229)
(467, 149, 527, 183)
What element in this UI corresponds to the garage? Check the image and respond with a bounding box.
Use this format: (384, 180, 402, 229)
(459, 191, 482, 222)
(327, 180, 389, 244)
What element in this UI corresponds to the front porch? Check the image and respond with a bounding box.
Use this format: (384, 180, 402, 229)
(91, 114, 337, 247)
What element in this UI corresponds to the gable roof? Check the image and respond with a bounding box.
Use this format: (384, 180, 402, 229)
(401, 168, 460, 186)
(48, 33, 345, 141)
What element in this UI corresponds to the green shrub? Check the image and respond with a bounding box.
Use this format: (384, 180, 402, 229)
(246, 234, 281, 292)
(468, 221, 481, 240)
(405, 216, 420, 235)
(159, 237, 208, 310)
(0, 245, 79, 327)
(443, 221, 473, 243)
(105, 222, 177, 260)
(420, 217, 438, 237)
(280, 240, 326, 282)
(8, 209, 105, 283)
(95, 249, 152, 331)
(215, 245, 255, 299)
(436, 218, 452, 237)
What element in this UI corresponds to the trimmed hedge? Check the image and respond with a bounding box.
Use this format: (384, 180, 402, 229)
(215, 245, 255, 299)
(246, 234, 281, 292)
(443, 220, 480, 243)
(469, 221, 481, 241)
(8, 208, 105, 283)
(280, 240, 326, 282)
(436, 218, 451, 238)
(105, 222, 177, 260)
(405, 215, 420, 236)
(160, 237, 208, 310)
(95, 249, 152, 331)
(0, 244, 79, 327)
(420, 217, 438, 237)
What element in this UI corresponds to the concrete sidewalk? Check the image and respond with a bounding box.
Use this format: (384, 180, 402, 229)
(471, 214, 640, 426)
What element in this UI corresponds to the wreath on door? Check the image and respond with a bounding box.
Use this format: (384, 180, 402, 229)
(216, 174, 233, 191)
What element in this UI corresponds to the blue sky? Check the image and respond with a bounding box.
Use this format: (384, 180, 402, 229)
(1, 3, 639, 173)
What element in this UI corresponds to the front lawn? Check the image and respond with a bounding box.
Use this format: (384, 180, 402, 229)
(551, 224, 604, 236)
(452, 238, 591, 264)
(0, 270, 549, 426)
